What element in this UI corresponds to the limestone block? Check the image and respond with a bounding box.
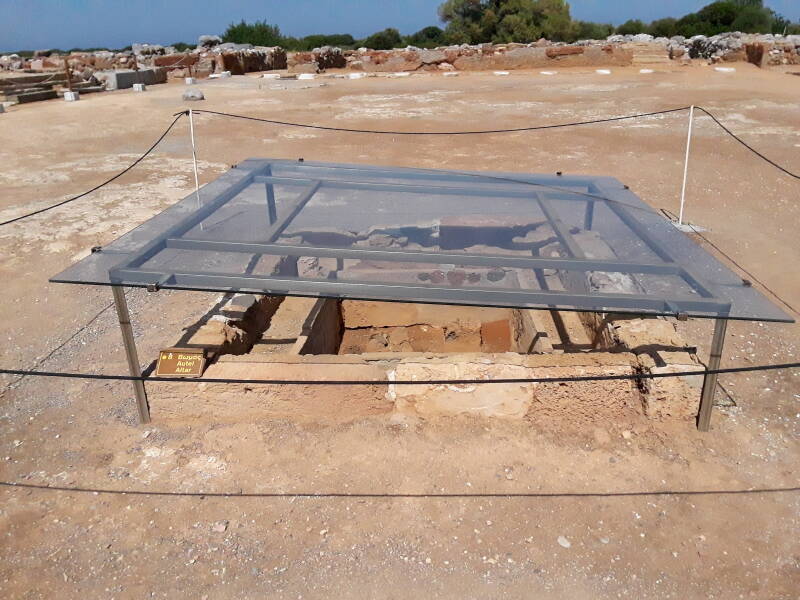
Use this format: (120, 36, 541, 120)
(185, 318, 248, 354)
(392, 359, 535, 418)
(150, 359, 390, 423)
(609, 317, 687, 351)
(643, 363, 704, 419)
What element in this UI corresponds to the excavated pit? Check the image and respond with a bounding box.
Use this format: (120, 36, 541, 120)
(149, 295, 708, 425)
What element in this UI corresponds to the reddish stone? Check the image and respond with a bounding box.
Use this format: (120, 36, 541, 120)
(153, 53, 198, 68)
(446, 270, 466, 286)
(545, 46, 584, 58)
(429, 270, 446, 284)
(481, 319, 513, 352)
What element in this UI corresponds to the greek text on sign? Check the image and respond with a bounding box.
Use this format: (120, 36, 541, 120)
(156, 348, 206, 378)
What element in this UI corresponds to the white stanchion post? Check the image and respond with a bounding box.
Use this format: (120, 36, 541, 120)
(678, 105, 695, 226)
(188, 109, 204, 230)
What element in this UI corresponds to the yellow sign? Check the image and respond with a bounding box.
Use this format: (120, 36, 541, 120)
(155, 348, 206, 378)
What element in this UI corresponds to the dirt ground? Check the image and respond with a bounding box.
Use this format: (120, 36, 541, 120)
(0, 63, 799, 599)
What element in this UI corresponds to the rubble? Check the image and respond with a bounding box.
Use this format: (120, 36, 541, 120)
(198, 34, 222, 49)
(0, 30, 796, 107)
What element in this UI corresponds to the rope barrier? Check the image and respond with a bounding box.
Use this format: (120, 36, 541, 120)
(0, 113, 185, 227)
(695, 106, 800, 180)
(184, 106, 691, 136)
(0, 480, 797, 499)
(2, 105, 797, 229)
(1, 361, 798, 386)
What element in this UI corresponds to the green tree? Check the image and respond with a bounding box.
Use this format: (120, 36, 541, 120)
(300, 34, 356, 50)
(615, 19, 647, 35)
(648, 17, 678, 38)
(730, 5, 773, 31)
(575, 21, 614, 40)
(222, 20, 283, 46)
(405, 26, 447, 48)
(438, 0, 578, 44)
(362, 28, 403, 50)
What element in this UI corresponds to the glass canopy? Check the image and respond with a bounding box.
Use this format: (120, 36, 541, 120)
(51, 158, 793, 323)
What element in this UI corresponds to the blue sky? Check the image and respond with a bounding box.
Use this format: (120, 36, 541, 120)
(1, 1, 798, 51)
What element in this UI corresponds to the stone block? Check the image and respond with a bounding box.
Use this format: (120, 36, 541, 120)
(94, 68, 166, 90)
(150, 359, 390, 423)
(608, 317, 688, 351)
(480, 319, 512, 352)
(546, 46, 584, 58)
(185, 318, 249, 354)
(391, 359, 536, 418)
(642, 362, 704, 419)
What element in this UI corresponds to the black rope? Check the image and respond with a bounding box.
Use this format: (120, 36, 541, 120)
(661, 207, 800, 317)
(186, 106, 691, 135)
(1, 361, 798, 386)
(0, 113, 185, 227)
(0, 480, 797, 499)
(696, 107, 800, 180)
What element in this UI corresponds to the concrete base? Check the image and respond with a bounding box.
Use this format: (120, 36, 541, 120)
(672, 221, 708, 233)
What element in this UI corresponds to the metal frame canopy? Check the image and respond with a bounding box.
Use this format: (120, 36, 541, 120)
(50, 159, 793, 429)
(52, 158, 791, 322)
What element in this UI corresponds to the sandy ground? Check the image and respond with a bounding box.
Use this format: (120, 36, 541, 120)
(0, 64, 798, 598)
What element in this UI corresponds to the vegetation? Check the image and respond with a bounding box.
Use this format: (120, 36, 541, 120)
(361, 28, 403, 50)
(7, 0, 798, 56)
(434, 0, 798, 43)
(438, 0, 579, 44)
(404, 26, 447, 48)
(222, 20, 283, 47)
(623, 0, 800, 37)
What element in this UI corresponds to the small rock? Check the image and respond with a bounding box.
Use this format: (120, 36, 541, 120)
(600, 537, 610, 544)
(621, 430, 633, 439)
(211, 520, 228, 533)
(182, 88, 205, 101)
(557, 536, 571, 548)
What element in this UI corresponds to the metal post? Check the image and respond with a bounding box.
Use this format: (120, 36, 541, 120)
(678, 105, 694, 226)
(188, 109, 204, 231)
(264, 166, 277, 225)
(697, 317, 727, 431)
(112, 286, 150, 424)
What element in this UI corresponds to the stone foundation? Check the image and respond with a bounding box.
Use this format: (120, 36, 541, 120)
(148, 295, 707, 425)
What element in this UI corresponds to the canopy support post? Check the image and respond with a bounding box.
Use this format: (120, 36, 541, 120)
(697, 317, 727, 431)
(112, 286, 150, 424)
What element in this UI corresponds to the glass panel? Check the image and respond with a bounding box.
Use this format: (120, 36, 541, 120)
(50, 159, 794, 323)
